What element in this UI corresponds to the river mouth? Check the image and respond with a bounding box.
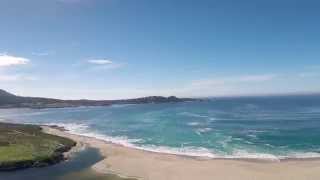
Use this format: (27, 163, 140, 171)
(0, 147, 134, 180)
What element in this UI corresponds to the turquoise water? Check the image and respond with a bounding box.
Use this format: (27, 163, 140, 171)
(1, 95, 320, 160)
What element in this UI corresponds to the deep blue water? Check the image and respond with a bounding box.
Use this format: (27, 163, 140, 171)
(1, 95, 320, 160)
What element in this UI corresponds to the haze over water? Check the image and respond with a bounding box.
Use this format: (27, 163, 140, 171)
(1, 95, 320, 160)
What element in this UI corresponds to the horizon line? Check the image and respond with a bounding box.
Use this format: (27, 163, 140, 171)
(2, 89, 320, 101)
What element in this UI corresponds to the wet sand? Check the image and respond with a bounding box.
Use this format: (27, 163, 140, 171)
(43, 126, 320, 180)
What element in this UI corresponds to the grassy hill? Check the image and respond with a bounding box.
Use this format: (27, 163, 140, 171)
(0, 123, 76, 171)
(0, 89, 196, 108)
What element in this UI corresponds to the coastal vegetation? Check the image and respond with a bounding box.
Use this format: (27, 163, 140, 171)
(0, 89, 195, 108)
(0, 123, 76, 171)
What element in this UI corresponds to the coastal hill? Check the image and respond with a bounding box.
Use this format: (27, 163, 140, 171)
(0, 122, 76, 171)
(0, 89, 196, 108)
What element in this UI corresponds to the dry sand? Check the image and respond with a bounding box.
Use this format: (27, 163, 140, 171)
(43, 126, 320, 180)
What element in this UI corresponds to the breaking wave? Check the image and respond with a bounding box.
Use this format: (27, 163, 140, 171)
(44, 122, 320, 161)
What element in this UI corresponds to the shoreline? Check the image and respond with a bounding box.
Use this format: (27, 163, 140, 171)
(43, 124, 320, 162)
(43, 125, 320, 180)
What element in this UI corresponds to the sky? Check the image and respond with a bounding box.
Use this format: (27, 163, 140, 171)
(0, 0, 320, 99)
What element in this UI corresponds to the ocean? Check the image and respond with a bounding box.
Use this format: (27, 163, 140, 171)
(1, 95, 320, 161)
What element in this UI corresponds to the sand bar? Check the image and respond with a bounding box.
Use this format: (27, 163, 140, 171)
(42, 126, 320, 180)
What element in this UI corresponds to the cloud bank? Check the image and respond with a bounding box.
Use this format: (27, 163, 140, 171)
(0, 54, 30, 67)
(87, 58, 125, 70)
(88, 59, 113, 65)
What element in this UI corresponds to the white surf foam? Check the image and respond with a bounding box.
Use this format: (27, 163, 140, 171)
(179, 112, 209, 118)
(44, 122, 320, 161)
(187, 122, 201, 126)
(45, 122, 90, 132)
(197, 128, 212, 133)
(282, 152, 320, 159)
(229, 149, 280, 161)
(111, 104, 137, 108)
(46, 122, 219, 158)
(46, 122, 143, 147)
(136, 145, 217, 159)
(195, 128, 212, 135)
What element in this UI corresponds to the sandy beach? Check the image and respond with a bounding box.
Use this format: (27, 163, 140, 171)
(42, 126, 320, 180)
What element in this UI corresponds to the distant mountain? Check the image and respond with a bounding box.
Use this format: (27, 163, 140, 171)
(0, 89, 15, 97)
(0, 89, 196, 108)
(112, 96, 187, 104)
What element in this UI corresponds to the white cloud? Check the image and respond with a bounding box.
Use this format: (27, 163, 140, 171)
(88, 59, 113, 65)
(0, 53, 30, 67)
(0, 75, 20, 81)
(87, 59, 125, 70)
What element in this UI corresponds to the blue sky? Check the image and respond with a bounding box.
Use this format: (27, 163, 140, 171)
(0, 0, 319, 99)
